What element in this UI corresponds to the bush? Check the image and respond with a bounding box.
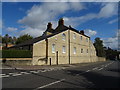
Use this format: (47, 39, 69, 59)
(2, 50, 32, 58)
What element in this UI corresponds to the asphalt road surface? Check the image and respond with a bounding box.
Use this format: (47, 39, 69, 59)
(1, 60, 120, 89)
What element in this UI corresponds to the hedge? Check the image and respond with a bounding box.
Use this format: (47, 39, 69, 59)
(2, 50, 32, 58)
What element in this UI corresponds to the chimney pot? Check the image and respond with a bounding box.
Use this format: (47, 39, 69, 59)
(47, 22, 52, 29)
(58, 18, 64, 26)
(80, 30, 84, 35)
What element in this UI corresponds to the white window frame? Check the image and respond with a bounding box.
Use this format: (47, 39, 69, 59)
(73, 47, 76, 54)
(73, 33, 76, 39)
(52, 44, 55, 53)
(62, 46, 66, 53)
(62, 33, 66, 41)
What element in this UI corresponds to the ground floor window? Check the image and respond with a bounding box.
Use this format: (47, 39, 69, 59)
(73, 47, 76, 54)
(62, 46, 66, 53)
(81, 48, 83, 53)
(87, 49, 88, 53)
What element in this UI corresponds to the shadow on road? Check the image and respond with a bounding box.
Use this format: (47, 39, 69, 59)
(65, 69, 120, 88)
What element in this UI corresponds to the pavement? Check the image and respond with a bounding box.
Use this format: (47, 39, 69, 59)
(1, 60, 120, 89)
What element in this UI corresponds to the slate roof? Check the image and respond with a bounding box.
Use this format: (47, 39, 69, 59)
(9, 24, 90, 48)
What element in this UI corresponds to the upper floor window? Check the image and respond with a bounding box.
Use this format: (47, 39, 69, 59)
(52, 44, 55, 53)
(81, 48, 83, 53)
(73, 47, 76, 54)
(86, 38, 88, 42)
(62, 46, 66, 53)
(73, 33, 76, 39)
(80, 36, 82, 40)
(62, 33, 66, 41)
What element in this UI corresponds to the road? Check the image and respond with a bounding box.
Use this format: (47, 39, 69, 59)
(1, 60, 120, 89)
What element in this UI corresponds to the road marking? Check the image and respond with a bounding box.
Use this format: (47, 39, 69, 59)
(32, 71, 39, 73)
(86, 70, 90, 72)
(20, 72, 30, 74)
(101, 65, 104, 67)
(12, 73, 22, 76)
(98, 68, 103, 71)
(41, 70, 47, 72)
(0, 75, 10, 78)
(0, 74, 6, 76)
(34, 79, 65, 89)
(30, 71, 39, 73)
(9, 73, 15, 75)
(76, 74, 79, 76)
(92, 67, 98, 70)
(104, 65, 108, 67)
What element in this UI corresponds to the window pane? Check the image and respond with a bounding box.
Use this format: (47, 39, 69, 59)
(62, 46, 66, 53)
(73, 33, 76, 39)
(62, 33, 66, 41)
(74, 47, 76, 54)
(86, 38, 88, 42)
(52, 44, 55, 53)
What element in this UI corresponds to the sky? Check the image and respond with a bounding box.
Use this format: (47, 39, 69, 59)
(1, 1, 119, 50)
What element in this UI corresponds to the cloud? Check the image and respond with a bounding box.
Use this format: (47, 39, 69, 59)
(102, 31, 118, 49)
(108, 18, 118, 24)
(19, 27, 44, 37)
(18, 2, 86, 36)
(84, 29, 97, 36)
(63, 13, 97, 27)
(97, 3, 118, 18)
(18, 2, 117, 37)
(6, 27, 18, 32)
(103, 37, 118, 49)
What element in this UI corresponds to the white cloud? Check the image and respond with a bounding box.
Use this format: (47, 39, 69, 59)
(97, 3, 118, 18)
(6, 27, 18, 32)
(18, 2, 117, 37)
(103, 37, 118, 49)
(63, 13, 97, 27)
(19, 27, 43, 37)
(18, 2, 86, 36)
(84, 29, 97, 36)
(108, 18, 118, 24)
(103, 31, 118, 49)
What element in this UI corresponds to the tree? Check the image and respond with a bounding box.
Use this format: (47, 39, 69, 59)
(16, 34, 33, 44)
(93, 37, 105, 57)
(105, 47, 120, 60)
(2, 34, 9, 48)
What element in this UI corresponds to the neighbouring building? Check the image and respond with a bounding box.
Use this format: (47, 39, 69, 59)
(9, 18, 98, 65)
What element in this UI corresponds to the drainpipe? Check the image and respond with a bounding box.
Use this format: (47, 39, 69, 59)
(68, 30, 70, 64)
(45, 38, 48, 64)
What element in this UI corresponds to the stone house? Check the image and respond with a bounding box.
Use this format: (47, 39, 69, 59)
(10, 18, 98, 65)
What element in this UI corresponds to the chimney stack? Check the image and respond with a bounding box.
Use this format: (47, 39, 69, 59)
(58, 18, 64, 26)
(47, 22, 52, 29)
(80, 30, 84, 35)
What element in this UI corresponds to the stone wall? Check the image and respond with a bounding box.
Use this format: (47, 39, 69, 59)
(0, 58, 32, 65)
(97, 57, 106, 61)
(33, 29, 98, 65)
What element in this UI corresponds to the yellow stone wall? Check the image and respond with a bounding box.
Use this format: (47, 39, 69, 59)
(32, 29, 97, 65)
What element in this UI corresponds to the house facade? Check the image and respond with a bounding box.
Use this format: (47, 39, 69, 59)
(32, 18, 97, 65)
